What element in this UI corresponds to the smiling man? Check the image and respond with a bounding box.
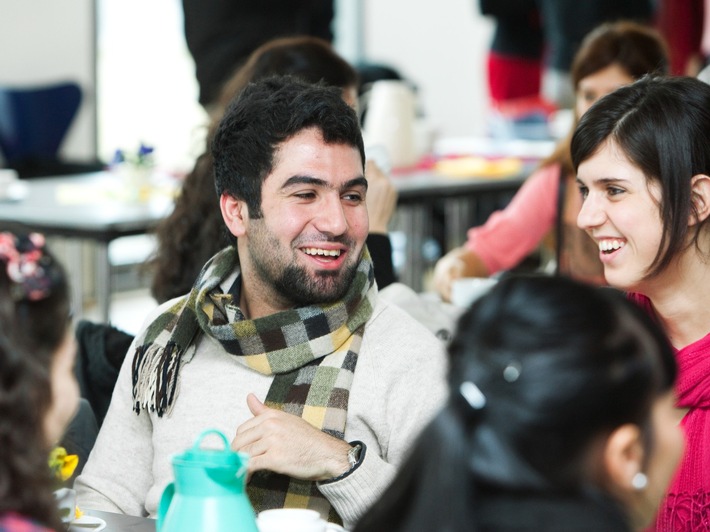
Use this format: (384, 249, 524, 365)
(75, 76, 448, 529)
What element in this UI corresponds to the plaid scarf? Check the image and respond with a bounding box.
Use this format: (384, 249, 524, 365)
(132, 245, 376, 522)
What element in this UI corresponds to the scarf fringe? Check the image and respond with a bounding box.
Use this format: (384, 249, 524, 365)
(132, 341, 183, 417)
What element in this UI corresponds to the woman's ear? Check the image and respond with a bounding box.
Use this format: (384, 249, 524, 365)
(689, 174, 710, 226)
(220, 193, 249, 238)
(602, 423, 645, 495)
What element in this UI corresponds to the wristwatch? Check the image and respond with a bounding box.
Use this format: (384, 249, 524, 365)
(347, 443, 363, 469)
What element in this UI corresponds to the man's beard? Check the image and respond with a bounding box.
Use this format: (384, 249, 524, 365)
(246, 221, 360, 307)
(272, 260, 358, 306)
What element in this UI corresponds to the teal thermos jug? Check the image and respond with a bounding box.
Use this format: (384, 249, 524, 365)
(157, 429, 258, 532)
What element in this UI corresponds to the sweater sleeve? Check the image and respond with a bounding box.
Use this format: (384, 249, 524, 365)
(366, 234, 397, 290)
(465, 163, 560, 274)
(74, 333, 155, 516)
(317, 301, 449, 527)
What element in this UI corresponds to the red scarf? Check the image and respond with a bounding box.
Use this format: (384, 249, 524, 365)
(628, 293, 710, 531)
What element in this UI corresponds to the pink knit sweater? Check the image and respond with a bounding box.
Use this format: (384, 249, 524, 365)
(628, 293, 710, 531)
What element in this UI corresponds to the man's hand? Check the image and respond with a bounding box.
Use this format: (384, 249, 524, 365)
(232, 393, 352, 481)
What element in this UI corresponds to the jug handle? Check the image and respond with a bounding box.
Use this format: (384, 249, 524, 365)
(157, 482, 175, 532)
(195, 429, 250, 479)
(193, 429, 229, 451)
(192, 429, 251, 479)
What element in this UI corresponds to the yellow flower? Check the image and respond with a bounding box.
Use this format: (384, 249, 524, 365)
(49, 447, 79, 482)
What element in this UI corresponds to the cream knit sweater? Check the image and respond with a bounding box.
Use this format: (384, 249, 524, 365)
(75, 292, 448, 529)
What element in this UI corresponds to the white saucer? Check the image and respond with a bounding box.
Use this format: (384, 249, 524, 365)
(68, 515, 107, 531)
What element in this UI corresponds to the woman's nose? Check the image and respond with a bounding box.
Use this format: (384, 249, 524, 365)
(577, 194, 605, 230)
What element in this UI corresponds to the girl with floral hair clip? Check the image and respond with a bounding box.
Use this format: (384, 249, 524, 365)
(0, 226, 79, 531)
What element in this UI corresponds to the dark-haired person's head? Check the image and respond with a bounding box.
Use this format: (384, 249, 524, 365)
(574, 76, 710, 285)
(212, 76, 368, 307)
(212, 75, 365, 219)
(0, 225, 78, 529)
(356, 276, 681, 532)
(150, 39, 365, 304)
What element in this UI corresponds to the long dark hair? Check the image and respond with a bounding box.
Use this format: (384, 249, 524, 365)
(355, 275, 676, 532)
(0, 225, 71, 529)
(148, 36, 359, 303)
(571, 75, 710, 278)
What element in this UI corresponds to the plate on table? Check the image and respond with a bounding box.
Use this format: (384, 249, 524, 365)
(68, 515, 106, 531)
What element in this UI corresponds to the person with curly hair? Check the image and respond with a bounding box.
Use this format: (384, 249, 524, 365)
(74, 36, 400, 437)
(75, 76, 446, 529)
(0, 225, 79, 531)
(149, 35, 397, 305)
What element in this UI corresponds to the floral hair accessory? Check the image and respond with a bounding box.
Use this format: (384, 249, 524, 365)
(0, 231, 53, 301)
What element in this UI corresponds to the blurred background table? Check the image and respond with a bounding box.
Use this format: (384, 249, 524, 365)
(391, 165, 530, 291)
(389, 137, 553, 291)
(0, 138, 553, 317)
(0, 171, 176, 322)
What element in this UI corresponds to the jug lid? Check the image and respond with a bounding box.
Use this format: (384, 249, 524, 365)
(174, 429, 244, 469)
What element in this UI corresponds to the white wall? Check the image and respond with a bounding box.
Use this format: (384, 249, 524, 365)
(96, 0, 206, 173)
(363, 0, 493, 138)
(0, 0, 96, 160)
(0, 1, 495, 169)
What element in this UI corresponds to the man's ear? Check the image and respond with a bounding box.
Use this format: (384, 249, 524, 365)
(220, 193, 248, 237)
(602, 423, 645, 494)
(689, 174, 710, 226)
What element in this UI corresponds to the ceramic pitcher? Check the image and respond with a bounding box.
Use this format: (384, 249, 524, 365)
(157, 429, 258, 532)
(361, 80, 419, 169)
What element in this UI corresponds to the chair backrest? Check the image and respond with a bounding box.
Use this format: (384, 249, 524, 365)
(0, 81, 82, 165)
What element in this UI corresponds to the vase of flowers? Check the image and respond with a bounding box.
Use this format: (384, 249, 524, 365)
(112, 142, 155, 202)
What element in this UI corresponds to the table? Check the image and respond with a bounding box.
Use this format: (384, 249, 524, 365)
(83, 509, 155, 531)
(0, 172, 175, 321)
(390, 165, 531, 291)
(0, 157, 533, 314)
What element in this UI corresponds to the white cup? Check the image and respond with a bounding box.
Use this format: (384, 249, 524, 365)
(451, 277, 498, 308)
(257, 509, 326, 532)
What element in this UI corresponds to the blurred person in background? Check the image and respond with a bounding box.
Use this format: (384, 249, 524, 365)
(537, 0, 654, 107)
(181, 0, 335, 112)
(434, 21, 669, 302)
(477, 0, 544, 105)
